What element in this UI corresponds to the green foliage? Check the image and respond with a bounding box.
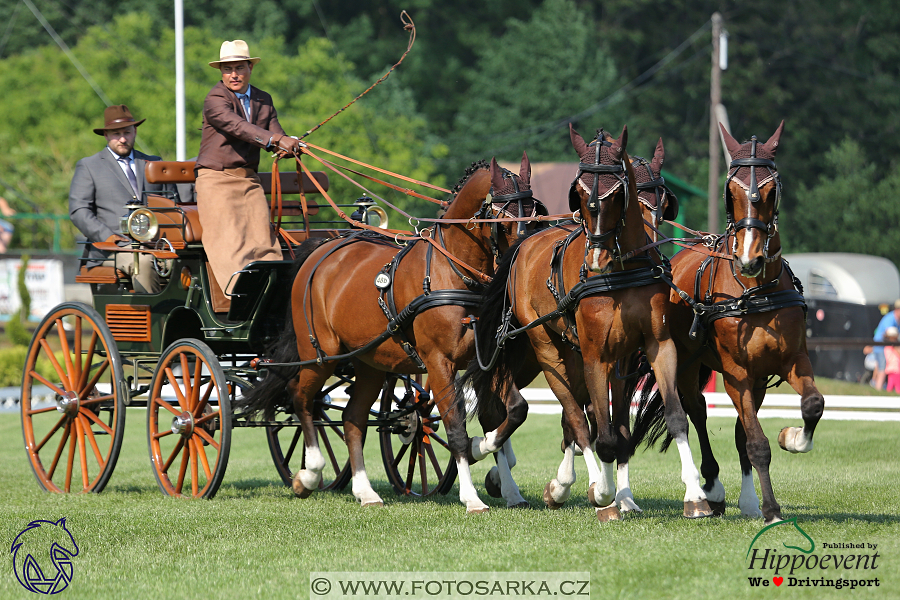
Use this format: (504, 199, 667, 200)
(784, 138, 900, 265)
(5, 255, 32, 347)
(0, 346, 64, 386)
(0, 13, 447, 246)
(449, 0, 626, 170)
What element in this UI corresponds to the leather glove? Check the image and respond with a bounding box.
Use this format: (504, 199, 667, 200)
(276, 135, 302, 156)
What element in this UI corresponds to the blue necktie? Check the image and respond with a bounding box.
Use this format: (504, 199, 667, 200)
(118, 157, 139, 198)
(237, 93, 251, 122)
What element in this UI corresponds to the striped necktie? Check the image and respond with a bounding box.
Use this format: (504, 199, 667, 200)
(118, 157, 139, 198)
(237, 93, 251, 122)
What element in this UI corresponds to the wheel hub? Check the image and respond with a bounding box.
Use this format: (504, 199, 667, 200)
(56, 391, 79, 416)
(171, 411, 195, 437)
(398, 411, 420, 445)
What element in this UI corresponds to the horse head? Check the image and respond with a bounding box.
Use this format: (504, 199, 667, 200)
(568, 123, 638, 273)
(631, 138, 678, 241)
(485, 152, 547, 257)
(720, 121, 785, 278)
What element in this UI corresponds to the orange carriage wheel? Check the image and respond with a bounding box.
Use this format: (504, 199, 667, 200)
(265, 395, 351, 491)
(20, 302, 127, 494)
(379, 376, 457, 497)
(147, 339, 231, 499)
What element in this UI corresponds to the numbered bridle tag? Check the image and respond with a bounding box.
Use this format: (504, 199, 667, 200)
(374, 272, 392, 289)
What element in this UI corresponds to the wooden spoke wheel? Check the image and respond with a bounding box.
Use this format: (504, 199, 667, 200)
(20, 302, 127, 493)
(379, 377, 456, 497)
(147, 340, 231, 499)
(266, 395, 351, 491)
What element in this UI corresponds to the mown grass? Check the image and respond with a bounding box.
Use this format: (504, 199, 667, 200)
(1, 411, 898, 599)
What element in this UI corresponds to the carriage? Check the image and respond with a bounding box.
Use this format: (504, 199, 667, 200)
(19, 160, 456, 499)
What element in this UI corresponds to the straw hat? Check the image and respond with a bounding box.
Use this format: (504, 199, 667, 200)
(92, 104, 145, 135)
(209, 40, 260, 68)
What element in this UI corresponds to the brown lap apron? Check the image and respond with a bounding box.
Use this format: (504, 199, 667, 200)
(196, 167, 283, 294)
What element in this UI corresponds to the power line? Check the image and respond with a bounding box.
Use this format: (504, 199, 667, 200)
(0, 0, 23, 58)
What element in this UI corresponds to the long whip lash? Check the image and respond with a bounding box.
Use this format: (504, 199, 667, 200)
(300, 10, 416, 139)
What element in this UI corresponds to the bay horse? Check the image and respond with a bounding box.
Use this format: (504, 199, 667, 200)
(461, 125, 711, 521)
(631, 121, 823, 524)
(241, 155, 543, 512)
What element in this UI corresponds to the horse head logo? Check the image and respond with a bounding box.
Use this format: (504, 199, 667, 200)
(746, 517, 815, 559)
(10, 518, 79, 594)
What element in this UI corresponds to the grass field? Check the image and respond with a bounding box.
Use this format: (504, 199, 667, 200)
(2, 410, 898, 599)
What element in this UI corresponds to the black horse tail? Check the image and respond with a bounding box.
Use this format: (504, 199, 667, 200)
(237, 238, 329, 419)
(457, 238, 531, 422)
(629, 362, 714, 455)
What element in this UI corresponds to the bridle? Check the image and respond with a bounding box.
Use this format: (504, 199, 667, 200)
(724, 135, 783, 264)
(632, 155, 670, 234)
(571, 131, 630, 264)
(480, 168, 545, 260)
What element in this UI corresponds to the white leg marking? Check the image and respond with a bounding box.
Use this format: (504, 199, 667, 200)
(503, 439, 517, 470)
(582, 447, 615, 507)
(739, 471, 762, 518)
(780, 427, 814, 453)
(496, 447, 527, 507)
(457, 457, 489, 513)
(296, 444, 325, 491)
(548, 443, 576, 504)
(674, 433, 706, 502)
(616, 462, 643, 513)
(351, 469, 383, 507)
(705, 478, 726, 504)
(470, 431, 500, 462)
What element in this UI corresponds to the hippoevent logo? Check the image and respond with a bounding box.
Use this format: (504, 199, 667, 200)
(745, 518, 880, 590)
(10, 518, 79, 595)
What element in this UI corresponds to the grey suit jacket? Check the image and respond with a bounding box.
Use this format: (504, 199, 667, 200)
(69, 148, 164, 266)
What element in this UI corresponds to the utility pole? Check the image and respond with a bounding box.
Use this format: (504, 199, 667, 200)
(708, 12, 724, 233)
(175, 0, 185, 161)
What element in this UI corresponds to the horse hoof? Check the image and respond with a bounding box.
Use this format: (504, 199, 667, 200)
(361, 500, 384, 508)
(596, 504, 622, 522)
(484, 467, 502, 498)
(543, 482, 565, 510)
(292, 479, 315, 499)
(708, 500, 726, 516)
(683, 499, 714, 519)
(777, 427, 791, 451)
(509, 501, 530, 509)
(466, 506, 490, 515)
(587, 483, 612, 508)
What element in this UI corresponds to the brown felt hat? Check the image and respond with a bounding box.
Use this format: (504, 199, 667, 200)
(93, 104, 145, 135)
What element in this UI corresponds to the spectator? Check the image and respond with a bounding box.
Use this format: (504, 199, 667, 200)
(884, 327, 900, 393)
(871, 299, 900, 390)
(0, 196, 15, 253)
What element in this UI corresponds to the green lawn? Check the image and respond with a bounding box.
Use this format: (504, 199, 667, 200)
(1, 411, 898, 599)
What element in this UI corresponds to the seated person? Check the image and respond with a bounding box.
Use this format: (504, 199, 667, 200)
(69, 105, 167, 293)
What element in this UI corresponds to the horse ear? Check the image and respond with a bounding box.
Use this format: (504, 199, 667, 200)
(720, 122, 742, 160)
(610, 125, 627, 160)
(763, 120, 785, 155)
(490, 157, 504, 191)
(569, 123, 588, 157)
(650, 138, 665, 173)
(519, 151, 531, 184)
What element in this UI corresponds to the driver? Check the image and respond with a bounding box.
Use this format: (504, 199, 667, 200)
(69, 104, 165, 293)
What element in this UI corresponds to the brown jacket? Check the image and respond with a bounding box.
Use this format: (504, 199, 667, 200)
(195, 81, 287, 172)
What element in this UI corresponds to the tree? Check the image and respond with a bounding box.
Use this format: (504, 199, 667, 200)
(784, 138, 900, 266)
(448, 0, 625, 172)
(0, 13, 447, 250)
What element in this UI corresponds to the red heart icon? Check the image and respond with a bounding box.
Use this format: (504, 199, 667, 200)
(773, 577, 784, 586)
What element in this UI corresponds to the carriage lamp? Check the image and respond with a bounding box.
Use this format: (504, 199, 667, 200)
(119, 205, 159, 242)
(350, 196, 389, 229)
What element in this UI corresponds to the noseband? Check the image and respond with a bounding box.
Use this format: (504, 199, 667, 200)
(572, 132, 630, 261)
(724, 135, 782, 263)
